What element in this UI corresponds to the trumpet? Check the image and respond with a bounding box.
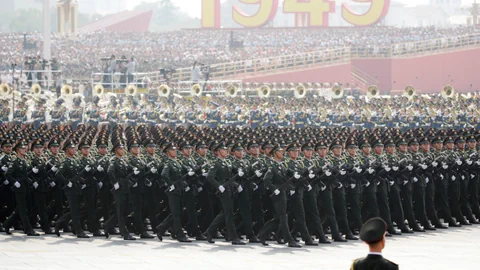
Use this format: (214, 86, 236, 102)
(294, 84, 306, 99)
(125, 84, 137, 96)
(191, 84, 202, 96)
(61, 84, 73, 97)
(31, 83, 41, 96)
(94, 84, 104, 96)
(158, 84, 171, 97)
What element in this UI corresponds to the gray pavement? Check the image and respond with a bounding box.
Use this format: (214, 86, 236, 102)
(1, 226, 480, 270)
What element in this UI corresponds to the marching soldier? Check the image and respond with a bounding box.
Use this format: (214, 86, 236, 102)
(3, 140, 39, 236)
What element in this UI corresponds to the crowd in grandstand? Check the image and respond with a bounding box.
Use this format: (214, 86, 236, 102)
(0, 26, 478, 79)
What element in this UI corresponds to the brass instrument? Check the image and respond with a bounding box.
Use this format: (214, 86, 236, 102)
(257, 85, 271, 98)
(125, 84, 137, 96)
(61, 84, 73, 97)
(367, 85, 379, 98)
(31, 83, 41, 96)
(404, 85, 415, 100)
(158, 84, 171, 97)
(441, 84, 455, 99)
(191, 84, 202, 96)
(294, 84, 306, 99)
(94, 84, 104, 96)
(225, 84, 238, 97)
(332, 85, 344, 99)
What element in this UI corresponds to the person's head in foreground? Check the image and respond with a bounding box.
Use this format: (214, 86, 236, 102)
(360, 217, 387, 253)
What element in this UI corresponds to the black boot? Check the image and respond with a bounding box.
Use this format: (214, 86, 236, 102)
(26, 230, 40, 236)
(124, 234, 136, 240)
(288, 241, 302, 248)
(232, 238, 246, 245)
(248, 235, 261, 243)
(195, 233, 207, 241)
(205, 231, 215, 243)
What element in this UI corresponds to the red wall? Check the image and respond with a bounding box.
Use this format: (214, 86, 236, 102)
(243, 63, 352, 84)
(351, 59, 392, 94)
(106, 11, 153, 32)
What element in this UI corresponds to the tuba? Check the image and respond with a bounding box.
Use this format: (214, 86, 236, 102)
(332, 85, 344, 99)
(404, 85, 415, 100)
(61, 84, 73, 97)
(94, 84, 104, 96)
(158, 84, 170, 97)
(441, 84, 455, 99)
(225, 84, 238, 97)
(0, 83, 11, 96)
(191, 84, 202, 96)
(294, 84, 307, 99)
(367, 85, 379, 98)
(257, 85, 271, 98)
(125, 84, 137, 96)
(31, 83, 41, 96)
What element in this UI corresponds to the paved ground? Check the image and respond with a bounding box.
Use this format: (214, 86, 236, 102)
(1, 225, 479, 270)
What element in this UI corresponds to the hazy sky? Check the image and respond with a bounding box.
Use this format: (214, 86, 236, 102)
(126, 0, 476, 18)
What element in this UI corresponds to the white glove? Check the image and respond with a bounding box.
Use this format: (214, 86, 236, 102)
(237, 185, 243, 193)
(255, 170, 262, 177)
(185, 186, 191, 192)
(133, 168, 140, 175)
(98, 182, 103, 189)
(67, 182, 73, 188)
(1, 165, 8, 172)
(33, 182, 39, 189)
(202, 170, 208, 177)
(146, 181, 152, 187)
(355, 167, 362, 173)
(14, 181, 21, 188)
(413, 177, 418, 183)
(389, 181, 394, 186)
(238, 170, 244, 177)
(197, 187, 203, 193)
(85, 165, 91, 172)
(274, 189, 280, 195)
(407, 165, 413, 171)
(440, 174, 444, 180)
(32, 167, 39, 174)
(403, 180, 408, 185)
(188, 170, 195, 176)
(365, 181, 371, 187)
(307, 184, 312, 191)
(150, 167, 157, 174)
(461, 175, 465, 180)
(368, 167, 375, 174)
(308, 173, 315, 179)
(471, 174, 475, 179)
(384, 166, 391, 172)
(432, 161, 438, 167)
(425, 177, 430, 183)
(294, 172, 301, 179)
(114, 182, 120, 190)
(376, 181, 381, 186)
(421, 164, 427, 170)
(169, 185, 175, 192)
(467, 159, 473, 165)
(3, 180, 8, 185)
(320, 186, 327, 191)
(51, 166, 58, 172)
(350, 184, 356, 189)
(476, 160, 480, 166)
(132, 182, 138, 188)
(50, 182, 56, 187)
(337, 182, 343, 189)
(442, 164, 448, 169)
(392, 166, 399, 171)
(451, 176, 456, 181)
(325, 170, 332, 176)
(253, 183, 259, 191)
(340, 169, 346, 175)
(218, 185, 225, 193)
(456, 159, 462, 165)
(96, 165, 104, 172)
(81, 184, 87, 190)
(289, 190, 296, 196)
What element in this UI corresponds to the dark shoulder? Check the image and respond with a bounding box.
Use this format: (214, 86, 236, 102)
(352, 256, 398, 270)
(385, 258, 398, 270)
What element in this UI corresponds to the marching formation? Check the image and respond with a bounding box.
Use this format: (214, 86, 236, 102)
(1, 114, 480, 248)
